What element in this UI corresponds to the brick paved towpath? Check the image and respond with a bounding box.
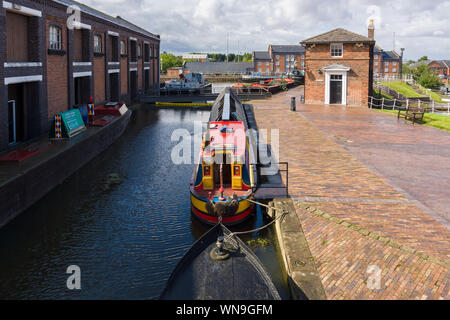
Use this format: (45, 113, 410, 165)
(250, 86, 450, 299)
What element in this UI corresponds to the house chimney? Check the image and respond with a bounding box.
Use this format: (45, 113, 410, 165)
(368, 19, 375, 40)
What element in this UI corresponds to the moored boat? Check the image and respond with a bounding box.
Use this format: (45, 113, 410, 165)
(190, 88, 258, 225)
(160, 222, 281, 300)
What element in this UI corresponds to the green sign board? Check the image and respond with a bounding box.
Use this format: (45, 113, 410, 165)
(60, 109, 86, 138)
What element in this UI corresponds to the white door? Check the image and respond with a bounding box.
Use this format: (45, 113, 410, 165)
(325, 71, 347, 105)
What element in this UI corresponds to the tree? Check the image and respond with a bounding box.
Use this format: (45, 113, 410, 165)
(413, 64, 441, 89)
(418, 56, 429, 62)
(161, 53, 183, 73)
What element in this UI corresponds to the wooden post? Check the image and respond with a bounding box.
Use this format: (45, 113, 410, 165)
(370, 96, 373, 109)
(418, 100, 421, 110)
(382, 98, 384, 110)
(432, 100, 435, 113)
(393, 98, 396, 110)
(406, 99, 409, 109)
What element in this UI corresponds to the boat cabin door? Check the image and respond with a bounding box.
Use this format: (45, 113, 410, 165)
(213, 152, 232, 187)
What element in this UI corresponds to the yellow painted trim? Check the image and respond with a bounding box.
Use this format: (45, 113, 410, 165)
(191, 194, 207, 212)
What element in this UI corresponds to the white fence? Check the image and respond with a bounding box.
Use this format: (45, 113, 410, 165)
(374, 74, 413, 83)
(368, 96, 450, 114)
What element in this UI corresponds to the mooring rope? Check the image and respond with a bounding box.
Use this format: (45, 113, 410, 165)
(224, 199, 289, 241)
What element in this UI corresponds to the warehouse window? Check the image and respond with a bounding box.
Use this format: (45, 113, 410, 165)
(120, 40, 126, 55)
(330, 43, 343, 57)
(49, 25, 62, 50)
(94, 35, 102, 53)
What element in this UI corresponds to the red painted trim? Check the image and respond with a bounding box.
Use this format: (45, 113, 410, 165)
(191, 205, 254, 225)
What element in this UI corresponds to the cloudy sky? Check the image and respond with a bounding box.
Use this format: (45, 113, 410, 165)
(81, 0, 449, 61)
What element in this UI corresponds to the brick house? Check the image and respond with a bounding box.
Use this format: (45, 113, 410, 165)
(428, 60, 450, 83)
(373, 47, 401, 77)
(253, 44, 305, 75)
(301, 27, 375, 106)
(0, 0, 160, 152)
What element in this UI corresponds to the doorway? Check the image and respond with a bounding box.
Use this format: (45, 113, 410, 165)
(329, 74, 343, 104)
(74, 76, 91, 106)
(130, 71, 137, 101)
(8, 100, 16, 144)
(109, 73, 119, 102)
(7, 84, 25, 143)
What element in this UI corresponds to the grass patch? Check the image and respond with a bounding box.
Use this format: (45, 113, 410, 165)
(379, 81, 427, 98)
(377, 109, 450, 132)
(373, 89, 393, 100)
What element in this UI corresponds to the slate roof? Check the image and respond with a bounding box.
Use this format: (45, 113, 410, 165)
(253, 51, 271, 60)
(270, 45, 305, 53)
(430, 60, 450, 68)
(52, 0, 159, 40)
(301, 28, 375, 44)
(383, 51, 400, 60)
(183, 62, 253, 75)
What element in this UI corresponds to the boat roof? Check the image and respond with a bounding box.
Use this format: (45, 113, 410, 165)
(209, 88, 249, 129)
(203, 121, 247, 157)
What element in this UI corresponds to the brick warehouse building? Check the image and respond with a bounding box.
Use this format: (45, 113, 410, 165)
(0, 0, 160, 152)
(301, 26, 375, 106)
(253, 44, 305, 75)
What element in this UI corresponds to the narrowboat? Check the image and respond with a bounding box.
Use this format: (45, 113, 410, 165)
(190, 88, 258, 225)
(160, 222, 281, 300)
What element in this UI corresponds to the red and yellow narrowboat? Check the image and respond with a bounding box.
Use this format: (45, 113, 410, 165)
(190, 88, 258, 225)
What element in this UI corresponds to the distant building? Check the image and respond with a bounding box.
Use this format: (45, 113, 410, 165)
(166, 67, 183, 77)
(183, 62, 253, 75)
(428, 60, 450, 83)
(252, 45, 305, 74)
(301, 25, 375, 106)
(182, 53, 208, 62)
(373, 47, 401, 77)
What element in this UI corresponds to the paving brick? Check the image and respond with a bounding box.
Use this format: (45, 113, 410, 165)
(251, 86, 450, 300)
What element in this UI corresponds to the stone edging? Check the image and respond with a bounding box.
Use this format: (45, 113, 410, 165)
(295, 201, 450, 270)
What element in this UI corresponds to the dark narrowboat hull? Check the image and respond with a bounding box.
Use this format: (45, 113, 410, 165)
(160, 223, 281, 300)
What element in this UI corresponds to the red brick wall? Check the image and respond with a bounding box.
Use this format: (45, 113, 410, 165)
(93, 31, 105, 103)
(46, 16, 68, 119)
(305, 43, 371, 106)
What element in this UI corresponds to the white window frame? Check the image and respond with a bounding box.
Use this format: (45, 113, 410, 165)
(120, 40, 126, 55)
(393, 61, 397, 66)
(49, 25, 62, 50)
(94, 34, 102, 53)
(384, 67, 389, 73)
(392, 67, 397, 72)
(330, 43, 343, 58)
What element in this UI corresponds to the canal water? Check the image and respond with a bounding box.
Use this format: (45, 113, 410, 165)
(0, 104, 289, 299)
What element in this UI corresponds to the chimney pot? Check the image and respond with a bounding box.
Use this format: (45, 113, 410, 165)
(368, 19, 375, 40)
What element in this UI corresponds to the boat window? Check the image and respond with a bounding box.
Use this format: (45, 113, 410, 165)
(220, 125, 234, 134)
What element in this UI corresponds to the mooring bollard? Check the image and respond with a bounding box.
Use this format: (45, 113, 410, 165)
(291, 97, 296, 111)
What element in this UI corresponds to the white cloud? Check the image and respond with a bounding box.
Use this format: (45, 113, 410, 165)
(80, 0, 449, 60)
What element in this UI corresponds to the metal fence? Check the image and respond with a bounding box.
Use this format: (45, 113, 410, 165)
(368, 95, 450, 114)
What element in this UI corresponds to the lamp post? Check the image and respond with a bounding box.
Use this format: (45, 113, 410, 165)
(400, 48, 405, 79)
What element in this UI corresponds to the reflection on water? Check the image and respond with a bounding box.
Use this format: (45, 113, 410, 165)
(0, 106, 288, 300)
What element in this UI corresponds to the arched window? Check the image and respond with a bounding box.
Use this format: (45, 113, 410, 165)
(49, 25, 62, 50)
